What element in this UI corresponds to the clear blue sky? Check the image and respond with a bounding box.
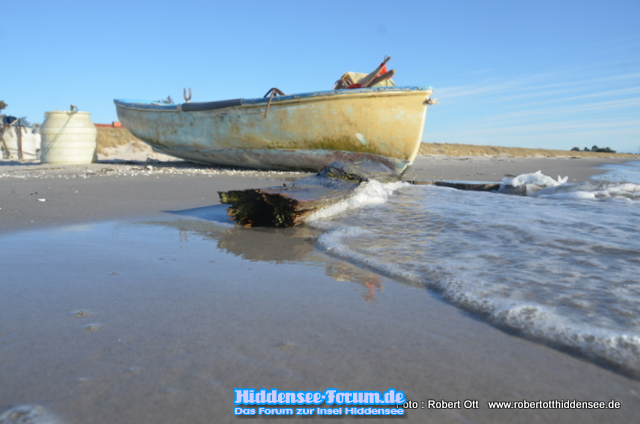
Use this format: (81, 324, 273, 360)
(3, 0, 639, 152)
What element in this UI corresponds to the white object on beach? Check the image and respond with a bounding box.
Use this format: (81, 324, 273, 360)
(500, 170, 569, 196)
(40, 109, 97, 164)
(1, 125, 41, 160)
(502, 170, 568, 187)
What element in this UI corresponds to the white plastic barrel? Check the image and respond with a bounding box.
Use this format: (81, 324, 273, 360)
(40, 110, 97, 164)
(1, 126, 41, 160)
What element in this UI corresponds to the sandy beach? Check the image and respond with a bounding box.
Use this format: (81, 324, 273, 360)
(1, 153, 639, 423)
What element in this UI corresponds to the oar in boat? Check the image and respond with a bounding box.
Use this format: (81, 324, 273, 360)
(368, 69, 396, 87)
(355, 56, 392, 88)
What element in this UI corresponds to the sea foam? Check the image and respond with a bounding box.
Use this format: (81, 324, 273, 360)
(311, 167, 640, 377)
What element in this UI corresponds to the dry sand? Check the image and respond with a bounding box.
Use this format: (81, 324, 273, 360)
(1, 152, 639, 424)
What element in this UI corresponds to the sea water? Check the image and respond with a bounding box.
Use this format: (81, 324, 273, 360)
(308, 161, 640, 377)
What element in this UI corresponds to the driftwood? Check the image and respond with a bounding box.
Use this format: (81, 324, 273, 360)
(406, 180, 501, 192)
(218, 161, 400, 228)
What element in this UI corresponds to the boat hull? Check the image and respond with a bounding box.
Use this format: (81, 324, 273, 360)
(114, 86, 433, 174)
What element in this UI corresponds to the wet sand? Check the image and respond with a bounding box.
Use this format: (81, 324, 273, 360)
(1, 156, 639, 423)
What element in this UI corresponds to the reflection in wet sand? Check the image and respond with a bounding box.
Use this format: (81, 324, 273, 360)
(149, 206, 387, 301)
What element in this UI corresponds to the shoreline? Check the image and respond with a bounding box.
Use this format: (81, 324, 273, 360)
(1, 155, 640, 423)
(1, 155, 632, 234)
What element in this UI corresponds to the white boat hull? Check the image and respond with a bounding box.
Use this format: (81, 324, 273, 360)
(114, 86, 433, 174)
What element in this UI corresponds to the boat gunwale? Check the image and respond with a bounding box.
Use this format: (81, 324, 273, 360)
(114, 86, 433, 112)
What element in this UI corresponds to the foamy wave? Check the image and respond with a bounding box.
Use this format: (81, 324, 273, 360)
(502, 170, 568, 187)
(312, 167, 640, 376)
(306, 180, 408, 222)
(440, 278, 640, 375)
(316, 227, 421, 283)
(502, 171, 640, 201)
(316, 213, 640, 377)
(537, 181, 640, 201)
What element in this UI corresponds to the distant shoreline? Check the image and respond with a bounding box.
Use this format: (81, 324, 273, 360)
(418, 142, 638, 159)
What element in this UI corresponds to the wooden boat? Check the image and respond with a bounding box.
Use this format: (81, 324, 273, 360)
(114, 85, 434, 174)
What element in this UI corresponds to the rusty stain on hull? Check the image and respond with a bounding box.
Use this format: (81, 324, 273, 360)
(114, 86, 433, 174)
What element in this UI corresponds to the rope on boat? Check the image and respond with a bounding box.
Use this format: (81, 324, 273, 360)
(263, 88, 285, 117)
